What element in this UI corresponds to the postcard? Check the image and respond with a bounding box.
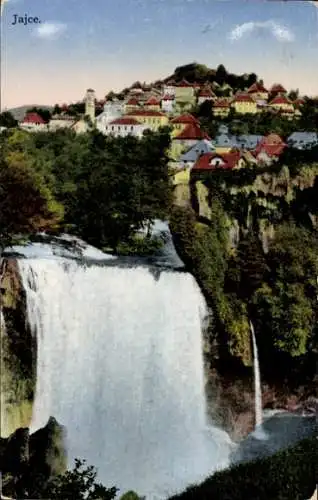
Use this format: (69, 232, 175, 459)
(0, 1, 317, 499)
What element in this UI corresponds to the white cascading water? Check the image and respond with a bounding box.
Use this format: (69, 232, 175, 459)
(250, 321, 263, 428)
(19, 258, 233, 499)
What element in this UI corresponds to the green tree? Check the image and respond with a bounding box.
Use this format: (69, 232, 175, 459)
(38, 459, 118, 500)
(0, 111, 18, 128)
(0, 150, 63, 253)
(253, 224, 318, 356)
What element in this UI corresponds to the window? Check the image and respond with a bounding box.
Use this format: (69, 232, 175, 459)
(131, 126, 134, 131)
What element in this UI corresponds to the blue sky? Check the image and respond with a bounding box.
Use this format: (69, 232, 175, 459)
(1, 0, 318, 108)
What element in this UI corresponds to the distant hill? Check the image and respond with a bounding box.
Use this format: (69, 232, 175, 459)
(121, 62, 259, 95)
(7, 105, 53, 122)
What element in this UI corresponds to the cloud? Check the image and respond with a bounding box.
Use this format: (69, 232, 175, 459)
(228, 20, 294, 43)
(34, 22, 67, 40)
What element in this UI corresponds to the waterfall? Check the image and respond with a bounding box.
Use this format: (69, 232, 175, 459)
(250, 321, 263, 428)
(19, 258, 234, 499)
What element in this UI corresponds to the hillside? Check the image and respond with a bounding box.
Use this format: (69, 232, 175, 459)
(7, 105, 53, 122)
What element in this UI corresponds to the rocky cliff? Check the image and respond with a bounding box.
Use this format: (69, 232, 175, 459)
(0, 258, 36, 437)
(0, 417, 66, 498)
(171, 161, 318, 439)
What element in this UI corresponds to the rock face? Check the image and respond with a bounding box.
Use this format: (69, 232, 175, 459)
(0, 417, 67, 498)
(0, 258, 36, 437)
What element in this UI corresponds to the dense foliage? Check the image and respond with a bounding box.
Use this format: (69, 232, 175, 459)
(169, 437, 317, 500)
(171, 148, 318, 370)
(0, 127, 172, 253)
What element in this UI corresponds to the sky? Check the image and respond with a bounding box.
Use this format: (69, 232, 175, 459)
(1, 0, 318, 109)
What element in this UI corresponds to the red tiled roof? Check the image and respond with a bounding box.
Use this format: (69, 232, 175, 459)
(262, 133, 285, 145)
(145, 96, 161, 105)
(192, 151, 241, 171)
(162, 94, 175, 101)
(294, 98, 305, 107)
(127, 109, 166, 117)
(174, 79, 194, 88)
(270, 83, 287, 93)
(175, 123, 210, 141)
(198, 88, 214, 97)
(126, 98, 140, 106)
(269, 95, 292, 105)
(255, 144, 285, 157)
(22, 112, 46, 124)
(109, 117, 141, 125)
(213, 99, 230, 108)
(247, 82, 268, 93)
(170, 113, 199, 124)
(233, 93, 255, 103)
(255, 134, 286, 157)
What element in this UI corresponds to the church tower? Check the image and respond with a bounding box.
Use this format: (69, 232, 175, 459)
(85, 88, 96, 123)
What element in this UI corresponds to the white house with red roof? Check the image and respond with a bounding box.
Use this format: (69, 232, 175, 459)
(268, 95, 295, 118)
(144, 96, 161, 111)
(20, 112, 48, 132)
(192, 151, 246, 173)
(170, 113, 200, 136)
(247, 82, 269, 101)
(254, 133, 286, 162)
(125, 97, 141, 113)
(96, 100, 125, 133)
(161, 94, 175, 113)
(103, 117, 146, 138)
(197, 88, 216, 105)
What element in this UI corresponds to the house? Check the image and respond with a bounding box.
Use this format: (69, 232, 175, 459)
(20, 112, 48, 132)
(48, 115, 75, 131)
(269, 83, 287, 96)
(144, 96, 161, 111)
(163, 79, 176, 96)
(96, 100, 125, 133)
(178, 139, 216, 168)
(125, 97, 141, 113)
(254, 133, 286, 159)
(269, 95, 295, 117)
(103, 117, 146, 138)
(247, 81, 269, 101)
(170, 113, 200, 136)
(173, 122, 209, 146)
(287, 132, 318, 150)
(212, 99, 231, 117)
(126, 109, 169, 131)
(161, 94, 175, 113)
(174, 79, 196, 111)
(197, 88, 216, 105)
(192, 150, 245, 172)
(231, 93, 258, 114)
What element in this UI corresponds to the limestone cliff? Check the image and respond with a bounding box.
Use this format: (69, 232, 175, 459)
(0, 258, 36, 437)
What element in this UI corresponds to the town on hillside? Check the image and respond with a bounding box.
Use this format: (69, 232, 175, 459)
(2, 66, 318, 188)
